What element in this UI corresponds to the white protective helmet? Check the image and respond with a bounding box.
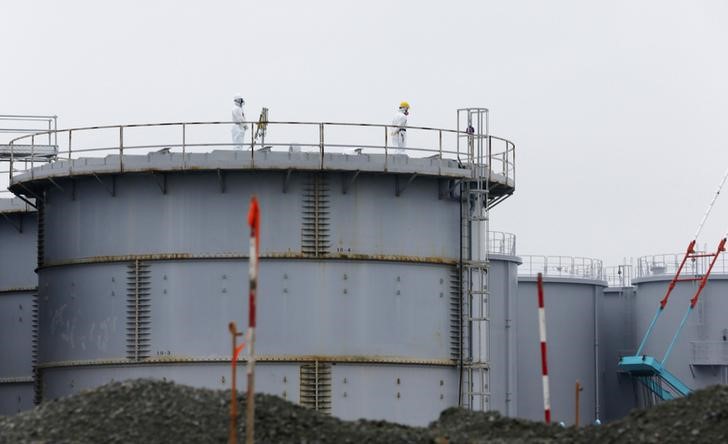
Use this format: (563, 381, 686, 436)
(233, 95, 245, 105)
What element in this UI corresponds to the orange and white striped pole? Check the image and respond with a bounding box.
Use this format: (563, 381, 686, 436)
(537, 273, 551, 423)
(246, 197, 260, 444)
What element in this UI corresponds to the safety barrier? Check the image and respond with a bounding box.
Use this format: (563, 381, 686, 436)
(3, 121, 515, 187)
(488, 231, 517, 256)
(636, 252, 728, 278)
(518, 255, 604, 280)
(604, 265, 633, 287)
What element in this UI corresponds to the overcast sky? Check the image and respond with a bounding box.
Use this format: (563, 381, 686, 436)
(3, 0, 728, 266)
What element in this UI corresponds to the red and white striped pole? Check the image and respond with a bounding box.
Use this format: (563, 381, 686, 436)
(245, 196, 260, 444)
(537, 272, 551, 424)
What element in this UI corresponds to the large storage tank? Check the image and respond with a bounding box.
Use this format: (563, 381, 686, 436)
(630, 253, 728, 406)
(7, 118, 515, 425)
(516, 256, 606, 425)
(486, 232, 521, 416)
(600, 265, 637, 421)
(0, 198, 38, 414)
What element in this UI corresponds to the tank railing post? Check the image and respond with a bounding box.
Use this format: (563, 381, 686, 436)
(68, 130, 72, 160)
(181, 123, 186, 169)
(383, 125, 388, 172)
(9, 140, 14, 183)
(438, 129, 443, 159)
(31, 135, 35, 180)
(319, 123, 324, 170)
(119, 126, 124, 173)
(487, 136, 493, 184)
(251, 123, 255, 167)
(53, 115, 58, 153)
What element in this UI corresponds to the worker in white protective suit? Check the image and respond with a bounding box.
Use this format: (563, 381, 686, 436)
(231, 95, 248, 150)
(390, 101, 410, 154)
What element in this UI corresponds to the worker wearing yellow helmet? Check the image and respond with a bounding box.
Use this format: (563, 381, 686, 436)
(391, 101, 410, 154)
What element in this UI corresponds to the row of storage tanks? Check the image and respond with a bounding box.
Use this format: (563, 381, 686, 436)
(2, 158, 728, 426)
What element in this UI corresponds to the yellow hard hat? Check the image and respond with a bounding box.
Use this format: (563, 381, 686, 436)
(399, 101, 410, 109)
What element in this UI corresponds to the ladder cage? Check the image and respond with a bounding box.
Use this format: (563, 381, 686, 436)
(457, 108, 493, 411)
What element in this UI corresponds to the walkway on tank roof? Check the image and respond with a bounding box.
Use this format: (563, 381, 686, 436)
(5, 120, 516, 198)
(10, 150, 509, 182)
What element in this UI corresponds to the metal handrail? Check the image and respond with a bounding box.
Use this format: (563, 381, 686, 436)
(635, 252, 728, 278)
(604, 265, 633, 287)
(518, 255, 605, 280)
(488, 231, 517, 255)
(4, 121, 516, 188)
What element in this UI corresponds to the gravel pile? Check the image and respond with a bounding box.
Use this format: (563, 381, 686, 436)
(1, 379, 728, 443)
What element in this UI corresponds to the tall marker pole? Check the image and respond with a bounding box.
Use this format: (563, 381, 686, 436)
(246, 197, 260, 444)
(228, 322, 244, 444)
(537, 273, 551, 423)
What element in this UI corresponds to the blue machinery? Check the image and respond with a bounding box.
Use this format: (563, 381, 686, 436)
(618, 239, 725, 400)
(619, 170, 728, 401)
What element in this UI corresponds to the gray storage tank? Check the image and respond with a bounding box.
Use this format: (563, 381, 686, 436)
(7, 117, 515, 425)
(630, 253, 728, 407)
(486, 231, 520, 416)
(517, 255, 606, 425)
(0, 198, 38, 415)
(600, 265, 637, 421)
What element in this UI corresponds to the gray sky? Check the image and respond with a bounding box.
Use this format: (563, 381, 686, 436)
(3, 0, 728, 266)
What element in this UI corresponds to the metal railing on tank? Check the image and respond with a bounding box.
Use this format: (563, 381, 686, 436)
(518, 255, 605, 280)
(488, 231, 516, 256)
(4, 121, 515, 186)
(0, 114, 57, 197)
(635, 252, 728, 278)
(604, 264, 633, 287)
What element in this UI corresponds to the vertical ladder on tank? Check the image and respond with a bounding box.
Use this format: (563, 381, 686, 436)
(458, 108, 491, 411)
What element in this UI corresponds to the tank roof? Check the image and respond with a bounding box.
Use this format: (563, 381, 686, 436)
(9, 149, 514, 193)
(4, 119, 516, 201)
